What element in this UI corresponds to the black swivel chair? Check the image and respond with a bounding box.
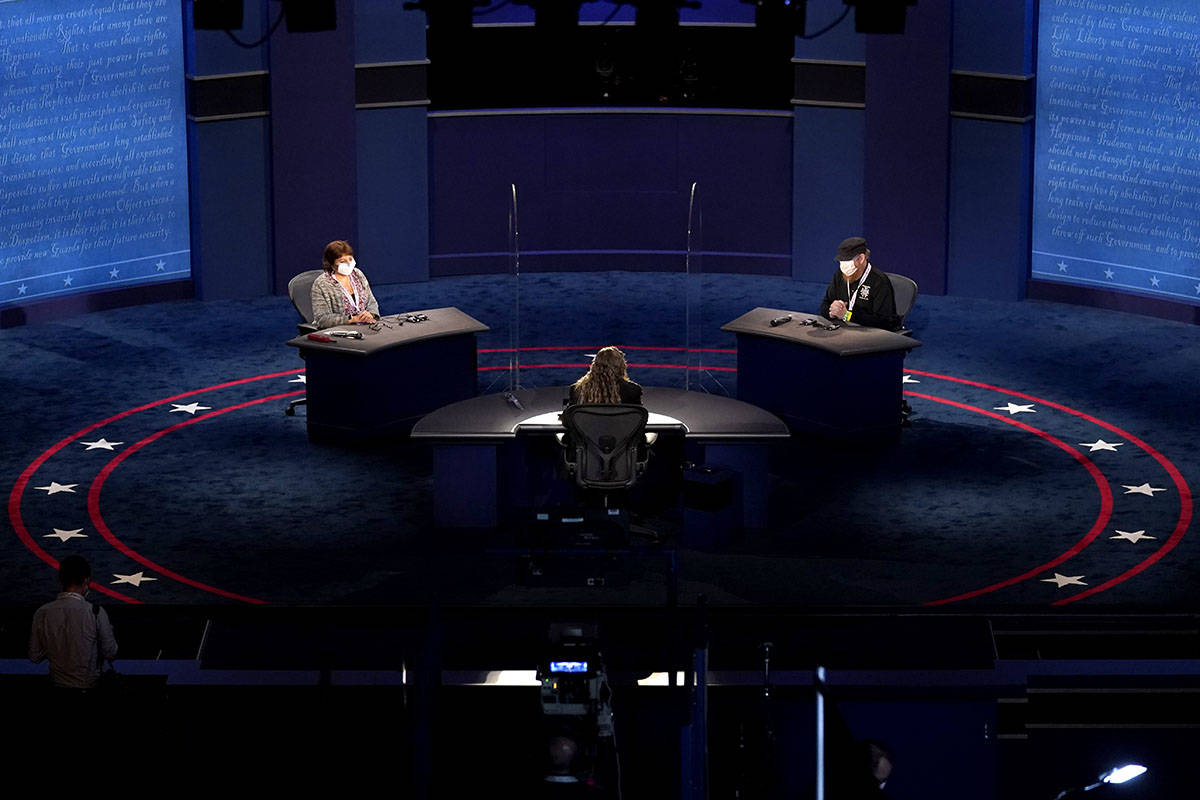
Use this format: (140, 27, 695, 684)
(558, 403, 659, 544)
(887, 272, 920, 422)
(560, 404, 654, 493)
(887, 272, 919, 336)
(284, 270, 323, 416)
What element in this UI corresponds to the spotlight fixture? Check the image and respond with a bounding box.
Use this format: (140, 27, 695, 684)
(1100, 764, 1147, 785)
(1053, 763, 1148, 799)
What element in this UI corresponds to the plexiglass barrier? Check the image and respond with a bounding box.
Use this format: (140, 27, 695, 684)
(496, 183, 696, 394)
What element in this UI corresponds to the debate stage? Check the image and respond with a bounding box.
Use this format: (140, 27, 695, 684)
(2, 271, 1195, 611)
(3, 271, 1198, 797)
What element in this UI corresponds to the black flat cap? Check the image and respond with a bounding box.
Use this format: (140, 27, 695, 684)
(836, 236, 868, 260)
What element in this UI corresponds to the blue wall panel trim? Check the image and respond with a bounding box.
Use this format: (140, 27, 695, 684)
(948, 118, 1031, 301)
(186, 0, 271, 76)
(792, 0, 866, 63)
(429, 113, 792, 278)
(429, 252, 788, 277)
(792, 106, 864, 282)
(952, 0, 1035, 75)
(268, 3, 358, 294)
(356, 107, 429, 284)
(1028, 280, 1200, 324)
(0, 281, 193, 329)
(864, 0, 952, 296)
(356, 0, 427, 64)
(188, 118, 273, 301)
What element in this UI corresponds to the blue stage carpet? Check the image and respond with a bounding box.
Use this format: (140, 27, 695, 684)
(2, 272, 1196, 609)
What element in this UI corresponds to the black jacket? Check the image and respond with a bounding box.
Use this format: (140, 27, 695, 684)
(819, 263, 900, 331)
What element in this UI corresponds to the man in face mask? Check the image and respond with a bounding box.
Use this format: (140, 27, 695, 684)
(819, 236, 900, 331)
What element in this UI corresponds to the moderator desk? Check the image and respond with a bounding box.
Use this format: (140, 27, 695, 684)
(412, 387, 789, 529)
(287, 307, 488, 443)
(722, 307, 921, 437)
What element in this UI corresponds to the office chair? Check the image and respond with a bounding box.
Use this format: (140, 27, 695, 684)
(284, 270, 323, 416)
(887, 272, 920, 424)
(887, 272, 919, 336)
(556, 403, 660, 546)
(560, 404, 654, 493)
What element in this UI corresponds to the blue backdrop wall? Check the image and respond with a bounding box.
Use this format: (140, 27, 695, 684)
(6, 0, 1200, 324)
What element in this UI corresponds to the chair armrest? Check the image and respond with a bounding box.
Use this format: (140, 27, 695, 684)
(296, 321, 318, 335)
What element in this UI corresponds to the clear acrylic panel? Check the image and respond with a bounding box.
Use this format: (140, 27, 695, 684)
(685, 181, 731, 396)
(505, 185, 690, 393)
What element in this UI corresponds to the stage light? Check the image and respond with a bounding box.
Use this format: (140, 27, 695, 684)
(1053, 763, 1148, 799)
(1100, 764, 1147, 785)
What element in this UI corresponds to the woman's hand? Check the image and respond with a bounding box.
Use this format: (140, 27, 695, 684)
(351, 311, 375, 324)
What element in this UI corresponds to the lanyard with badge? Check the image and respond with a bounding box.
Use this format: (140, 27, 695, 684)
(335, 273, 362, 314)
(843, 263, 871, 322)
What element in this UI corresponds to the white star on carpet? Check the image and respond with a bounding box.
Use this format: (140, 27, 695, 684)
(155, 259, 166, 271)
(33, 482, 78, 495)
(112, 571, 157, 587)
(63, 275, 73, 286)
(169, 402, 211, 415)
(1104, 268, 1115, 280)
(902, 374, 919, 384)
(1057, 261, 1069, 272)
(289, 374, 307, 384)
(45, 528, 87, 542)
(1150, 275, 1160, 287)
(109, 268, 119, 279)
(994, 403, 1035, 415)
(17, 283, 27, 295)
(1041, 573, 1087, 588)
(1111, 530, 1155, 543)
(1122, 483, 1166, 497)
(81, 438, 124, 451)
(1078, 439, 1123, 452)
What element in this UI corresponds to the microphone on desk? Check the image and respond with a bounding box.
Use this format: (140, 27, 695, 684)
(503, 392, 524, 411)
(328, 330, 364, 339)
(769, 315, 792, 327)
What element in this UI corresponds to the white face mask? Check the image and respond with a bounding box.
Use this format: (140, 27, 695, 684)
(839, 259, 857, 277)
(336, 258, 355, 276)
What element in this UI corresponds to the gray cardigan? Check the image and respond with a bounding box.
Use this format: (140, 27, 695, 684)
(310, 268, 380, 329)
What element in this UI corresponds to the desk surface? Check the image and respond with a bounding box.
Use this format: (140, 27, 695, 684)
(412, 387, 790, 440)
(722, 307, 921, 356)
(286, 307, 489, 357)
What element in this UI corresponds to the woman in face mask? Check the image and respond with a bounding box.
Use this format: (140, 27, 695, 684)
(310, 239, 382, 329)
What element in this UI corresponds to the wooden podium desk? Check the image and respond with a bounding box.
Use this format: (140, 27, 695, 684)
(722, 307, 921, 437)
(287, 307, 488, 443)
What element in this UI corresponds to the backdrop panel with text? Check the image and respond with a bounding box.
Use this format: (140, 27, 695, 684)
(0, 0, 191, 307)
(1033, 0, 1200, 305)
